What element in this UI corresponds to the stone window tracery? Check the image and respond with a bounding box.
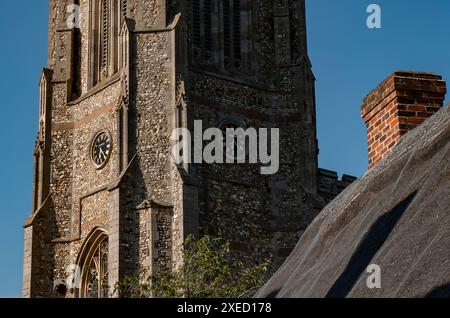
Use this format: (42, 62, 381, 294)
(83, 238, 109, 298)
(77, 229, 109, 298)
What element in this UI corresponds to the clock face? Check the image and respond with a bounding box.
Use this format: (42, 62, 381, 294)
(220, 122, 247, 162)
(91, 131, 112, 169)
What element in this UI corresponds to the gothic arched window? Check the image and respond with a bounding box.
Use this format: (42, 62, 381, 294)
(89, 0, 127, 87)
(77, 229, 109, 298)
(191, 0, 252, 75)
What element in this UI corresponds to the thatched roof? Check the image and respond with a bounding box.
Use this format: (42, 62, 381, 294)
(257, 105, 450, 298)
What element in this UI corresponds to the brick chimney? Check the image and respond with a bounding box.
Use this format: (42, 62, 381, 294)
(361, 71, 446, 169)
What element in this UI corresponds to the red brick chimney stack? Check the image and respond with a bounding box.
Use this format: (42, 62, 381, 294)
(361, 71, 446, 169)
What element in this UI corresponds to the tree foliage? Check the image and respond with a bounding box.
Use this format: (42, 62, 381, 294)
(115, 235, 270, 298)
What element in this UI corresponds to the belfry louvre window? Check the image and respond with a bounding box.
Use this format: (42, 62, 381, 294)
(191, 0, 249, 74)
(89, 0, 127, 88)
(192, 0, 214, 64)
(100, 0, 110, 79)
(223, 0, 241, 68)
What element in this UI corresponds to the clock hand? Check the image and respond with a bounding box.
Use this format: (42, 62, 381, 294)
(99, 148, 107, 160)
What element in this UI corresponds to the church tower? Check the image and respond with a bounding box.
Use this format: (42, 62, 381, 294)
(23, 0, 319, 298)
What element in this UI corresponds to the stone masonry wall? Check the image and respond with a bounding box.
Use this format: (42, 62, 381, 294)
(318, 168, 357, 204)
(121, 28, 180, 277)
(183, 0, 319, 268)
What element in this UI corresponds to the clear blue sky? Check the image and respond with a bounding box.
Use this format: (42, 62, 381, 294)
(1, 0, 450, 297)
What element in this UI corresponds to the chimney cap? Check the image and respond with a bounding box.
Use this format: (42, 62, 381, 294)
(360, 70, 446, 169)
(361, 71, 445, 119)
